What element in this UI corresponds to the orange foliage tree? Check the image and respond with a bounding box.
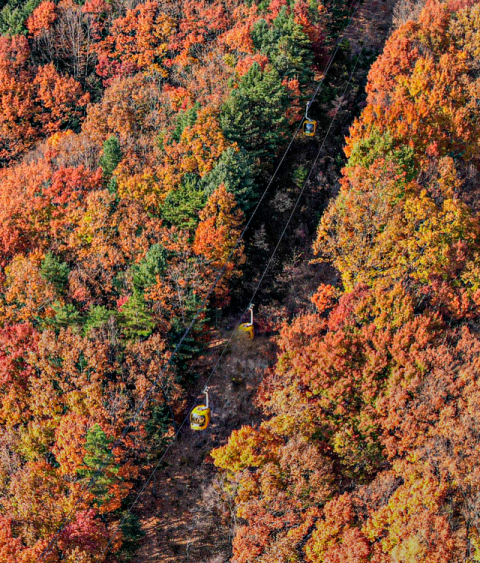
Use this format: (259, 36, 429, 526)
(0, 36, 88, 163)
(94, 1, 175, 82)
(193, 185, 245, 306)
(346, 0, 480, 166)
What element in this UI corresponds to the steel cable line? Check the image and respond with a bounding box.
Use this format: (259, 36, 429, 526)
(38, 3, 362, 560)
(92, 42, 366, 562)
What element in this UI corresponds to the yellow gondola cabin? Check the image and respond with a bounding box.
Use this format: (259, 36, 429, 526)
(303, 120, 317, 136)
(238, 304, 255, 339)
(190, 387, 211, 431)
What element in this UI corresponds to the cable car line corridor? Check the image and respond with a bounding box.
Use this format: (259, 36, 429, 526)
(37, 3, 374, 561)
(131, 0, 396, 558)
(133, 261, 335, 562)
(134, 331, 275, 562)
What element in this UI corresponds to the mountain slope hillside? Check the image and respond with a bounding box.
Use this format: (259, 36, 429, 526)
(213, 1, 480, 561)
(0, 0, 359, 561)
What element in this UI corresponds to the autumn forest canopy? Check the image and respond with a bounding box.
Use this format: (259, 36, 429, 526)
(0, 0, 479, 560)
(213, 0, 480, 561)
(0, 0, 333, 559)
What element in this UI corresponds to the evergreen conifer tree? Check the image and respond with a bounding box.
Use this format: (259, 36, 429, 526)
(50, 302, 83, 329)
(171, 104, 200, 142)
(0, 0, 40, 35)
(84, 305, 116, 335)
(220, 63, 289, 164)
(80, 424, 119, 507)
(100, 135, 122, 192)
(118, 512, 145, 562)
(252, 8, 314, 86)
(118, 289, 155, 339)
(201, 147, 258, 211)
(100, 136, 122, 177)
(40, 253, 70, 293)
(161, 176, 207, 232)
(131, 244, 168, 292)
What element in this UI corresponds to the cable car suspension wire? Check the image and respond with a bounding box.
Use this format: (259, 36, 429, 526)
(38, 3, 363, 560)
(92, 42, 366, 562)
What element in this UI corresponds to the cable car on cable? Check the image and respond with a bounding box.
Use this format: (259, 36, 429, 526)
(303, 102, 317, 137)
(190, 387, 211, 431)
(238, 304, 255, 339)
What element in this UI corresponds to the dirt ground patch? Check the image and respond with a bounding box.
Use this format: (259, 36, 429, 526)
(132, 330, 276, 563)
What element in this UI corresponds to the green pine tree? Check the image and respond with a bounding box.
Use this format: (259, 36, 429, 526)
(100, 135, 122, 192)
(40, 253, 70, 294)
(220, 63, 290, 164)
(252, 8, 314, 86)
(201, 147, 258, 211)
(171, 103, 200, 143)
(84, 305, 117, 335)
(50, 302, 83, 329)
(292, 164, 308, 188)
(324, 0, 351, 39)
(0, 0, 40, 35)
(79, 424, 119, 508)
(118, 290, 155, 339)
(118, 512, 145, 562)
(146, 402, 174, 452)
(131, 244, 168, 292)
(167, 288, 206, 373)
(161, 175, 207, 232)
